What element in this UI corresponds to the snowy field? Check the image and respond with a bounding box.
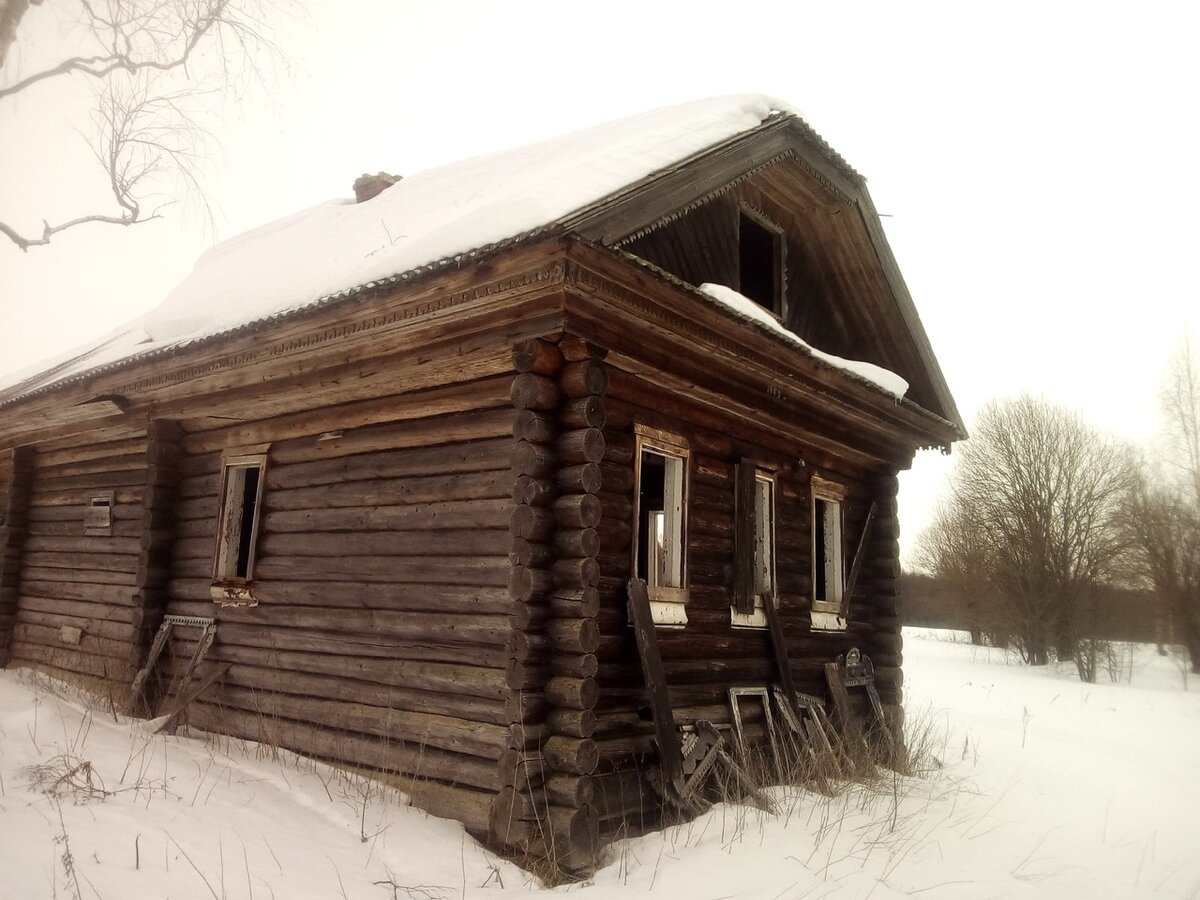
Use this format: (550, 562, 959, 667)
(1, 631, 1198, 900)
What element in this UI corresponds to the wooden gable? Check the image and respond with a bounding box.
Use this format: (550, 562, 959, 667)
(563, 116, 964, 438)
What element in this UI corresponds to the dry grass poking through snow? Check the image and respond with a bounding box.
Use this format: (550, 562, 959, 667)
(2, 632, 1198, 900)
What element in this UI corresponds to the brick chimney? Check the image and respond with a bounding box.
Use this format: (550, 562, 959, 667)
(353, 172, 401, 203)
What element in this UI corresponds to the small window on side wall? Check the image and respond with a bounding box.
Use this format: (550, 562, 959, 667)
(811, 475, 847, 631)
(633, 426, 689, 626)
(211, 453, 266, 605)
(732, 463, 776, 628)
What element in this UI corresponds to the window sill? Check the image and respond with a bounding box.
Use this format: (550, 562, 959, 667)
(646, 586, 688, 627)
(730, 605, 768, 629)
(810, 609, 847, 632)
(210, 582, 258, 607)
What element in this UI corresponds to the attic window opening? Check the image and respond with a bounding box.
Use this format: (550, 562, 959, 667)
(738, 209, 785, 317)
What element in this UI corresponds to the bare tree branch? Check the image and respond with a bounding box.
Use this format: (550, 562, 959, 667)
(0, 0, 294, 250)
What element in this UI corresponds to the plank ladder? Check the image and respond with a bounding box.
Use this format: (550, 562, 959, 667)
(128, 615, 217, 715)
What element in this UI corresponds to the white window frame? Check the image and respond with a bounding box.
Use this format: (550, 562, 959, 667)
(731, 468, 778, 629)
(631, 425, 689, 627)
(211, 451, 267, 606)
(811, 475, 847, 631)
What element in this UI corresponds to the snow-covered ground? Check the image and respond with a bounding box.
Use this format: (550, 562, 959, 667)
(1, 631, 1197, 900)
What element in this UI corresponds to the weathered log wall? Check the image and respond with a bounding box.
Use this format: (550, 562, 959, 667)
(9, 432, 149, 689)
(153, 362, 520, 837)
(0, 447, 31, 666)
(589, 356, 903, 833)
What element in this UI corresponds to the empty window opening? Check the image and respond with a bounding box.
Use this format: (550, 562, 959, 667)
(215, 459, 265, 582)
(739, 211, 783, 314)
(753, 475, 775, 598)
(638, 449, 684, 589)
(814, 496, 843, 608)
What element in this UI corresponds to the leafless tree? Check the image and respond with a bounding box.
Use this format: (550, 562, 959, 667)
(1129, 338, 1200, 673)
(0, 0, 292, 251)
(914, 496, 1000, 645)
(925, 396, 1137, 674)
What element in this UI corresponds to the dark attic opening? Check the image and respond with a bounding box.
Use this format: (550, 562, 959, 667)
(738, 209, 784, 315)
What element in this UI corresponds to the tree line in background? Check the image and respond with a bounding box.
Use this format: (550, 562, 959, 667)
(913, 338, 1200, 683)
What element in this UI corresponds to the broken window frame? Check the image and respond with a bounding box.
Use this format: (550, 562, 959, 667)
(731, 464, 778, 629)
(631, 425, 690, 627)
(211, 451, 267, 606)
(810, 474, 848, 631)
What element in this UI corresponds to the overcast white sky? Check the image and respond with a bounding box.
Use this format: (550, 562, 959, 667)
(1, 0, 1197, 563)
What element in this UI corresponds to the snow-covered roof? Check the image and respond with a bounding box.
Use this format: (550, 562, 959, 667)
(2, 94, 904, 405)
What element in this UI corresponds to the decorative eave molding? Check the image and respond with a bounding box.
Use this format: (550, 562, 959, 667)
(0, 258, 569, 444)
(562, 251, 958, 455)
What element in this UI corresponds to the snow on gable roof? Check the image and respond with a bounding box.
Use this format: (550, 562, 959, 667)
(1, 94, 804, 400)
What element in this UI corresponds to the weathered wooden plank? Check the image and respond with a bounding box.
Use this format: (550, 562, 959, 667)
(263, 469, 510, 511)
(263, 497, 510, 533)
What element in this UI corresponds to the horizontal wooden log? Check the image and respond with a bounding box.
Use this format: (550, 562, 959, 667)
(21, 566, 137, 586)
(190, 703, 501, 792)
(13, 623, 131, 660)
(556, 463, 602, 495)
(511, 373, 560, 411)
(560, 396, 606, 431)
(513, 338, 564, 376)
(546, 677, 598, 711)
(264, 469, 509, 511)
(259, 529, 509, 559)
(542, 736, 599, 775)
(545, 773, 594, 807)
(169, 578, 513, 613)
(551, 653, 598, 679)
(510, 504, 555, 542)
(170, 640, 508, 700)
(550, 589, 600, 619)
(9, 640, 134, 683)
(35, 438, 148, 469)
(509, 538, 553, 568)
(512, 410, 556, 444)
(215, 686, 510, 759)
(508, 565, 554, 602)
(554, 494, 601, 529)
(560, 360, 607, 398)
(267, 437, 513, 490)
(553, 528, 598, 559)
(552, 558, 600, 592)
(547, 618, 600, 654)
(547, 708, 597, 739)
(558, 429, 605, 465)
(187, 619, 508, 668)
(253, 555, 508, 586)
(512, 475, 555, 508)
(263, 497, 510, 534)
(21, 551, 137, 574)
(12, 609, 137, 642)
(512, 441, 556, 479)
(187, 370, 514, 456)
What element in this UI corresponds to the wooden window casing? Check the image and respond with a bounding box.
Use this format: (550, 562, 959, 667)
(810, 474, 847, 631)
(732, 463, 777, 628)
(632, 425, 689, 626)
(211, 452, 267, 605)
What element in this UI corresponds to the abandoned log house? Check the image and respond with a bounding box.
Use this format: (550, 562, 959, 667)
(0, 95, 963, 869)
